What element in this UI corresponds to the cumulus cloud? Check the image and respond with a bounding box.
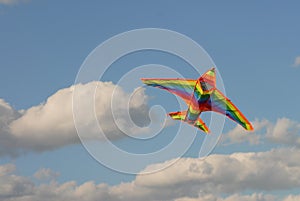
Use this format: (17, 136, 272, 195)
(293, 56, 300, 67)
(34, 168, 60, 181)
(0, 81, 150, 156)
(0, 164, 34, 199)
(222, 119, 268, 145)
(135, 148, 300, 198)
(175, 193, 276, 201)
(0, 100, 22, 156)
(222, 118, 300, 147)
(266, 118, 300, 147)
(0, 0, 29, 5)
(284, 195, 300, 201)
(1, 148, 300, 201)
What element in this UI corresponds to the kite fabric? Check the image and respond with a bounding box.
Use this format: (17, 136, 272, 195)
(141, 68, 253, 133)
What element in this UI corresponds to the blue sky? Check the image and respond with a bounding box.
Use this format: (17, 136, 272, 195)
(1, 1, 300, 200)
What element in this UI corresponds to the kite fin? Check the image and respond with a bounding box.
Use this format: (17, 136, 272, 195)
(169, 111, 187, 121)
(194, 118, 210, 133)
(169, 111, 210, 134)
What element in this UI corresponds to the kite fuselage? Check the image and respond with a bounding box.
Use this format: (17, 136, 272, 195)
(185, 80, 213, 124)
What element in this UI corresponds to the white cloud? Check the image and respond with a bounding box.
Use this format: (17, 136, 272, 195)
(0, 99, 21, 127)
(175, 193, 276, 201)
(293, 56, 300, 67)
(34, 168, 60, 181)
(0, 164, 15, 176)
(1, 148, 300, 201)
(0, 164, 34, 199)
(0, 81, 150, 156)
(0, 100, 22, 157)
(0, 0, 29, 5)
(222, 119, 269, 145)
(222, 118, 300, 147)
(134, 148, 300, 197)
(266, 118, 300, 147)
(284, 195, 300, 201)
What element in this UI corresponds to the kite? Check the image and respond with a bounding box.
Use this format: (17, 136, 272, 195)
(141, 68, 253, 133)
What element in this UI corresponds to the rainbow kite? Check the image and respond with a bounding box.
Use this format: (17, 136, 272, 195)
(141, 68, 253, 133)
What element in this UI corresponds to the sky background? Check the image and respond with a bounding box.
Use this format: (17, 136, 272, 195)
(0, 1, 300, 201)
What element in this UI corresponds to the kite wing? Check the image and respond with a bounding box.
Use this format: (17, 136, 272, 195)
(141, 78, 197, 104)
(208, 89, 253, 130)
